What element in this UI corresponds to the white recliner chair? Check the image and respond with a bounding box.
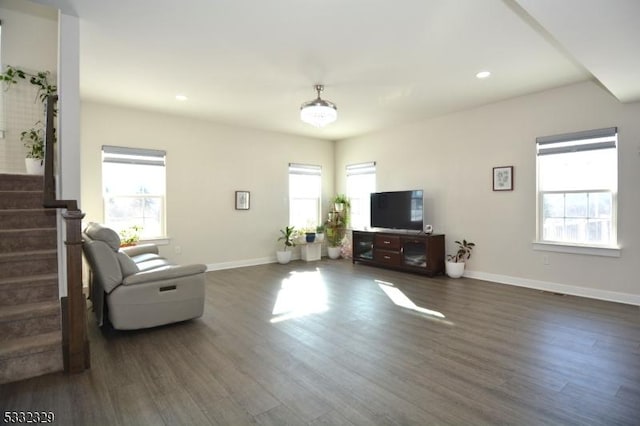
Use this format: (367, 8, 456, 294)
(82, 222, 206, 330)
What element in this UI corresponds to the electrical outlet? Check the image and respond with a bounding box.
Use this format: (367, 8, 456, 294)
(174, 245, 182, 254)
(543, 255, 550, 265)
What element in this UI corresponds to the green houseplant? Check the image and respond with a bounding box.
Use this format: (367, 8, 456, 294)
(446, 239, 475, 278)
(1, 66, 57, 104)
(325, 209, 346, 259)
(1, 66, 57, 174)
(118, 225, 142, 247)
(20, 122, 45, 174)
(277, 226, 296, 264)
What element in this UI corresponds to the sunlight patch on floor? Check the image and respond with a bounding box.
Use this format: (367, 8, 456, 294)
(376, 280, 452, 324)
(271, 269, 328, 323)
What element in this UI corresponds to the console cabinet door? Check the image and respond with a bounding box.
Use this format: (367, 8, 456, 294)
(402, 238, 427, 268)
(353, 231, 374, 261)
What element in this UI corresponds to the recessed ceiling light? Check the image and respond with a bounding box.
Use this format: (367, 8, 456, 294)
(175, 94, 188, 101)
(476, 71, 491, 79)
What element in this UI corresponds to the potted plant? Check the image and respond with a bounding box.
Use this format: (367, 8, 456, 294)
(333, 193, 348, 211)
(333, 194, 351, 227)
(325, 210, 346, 259)
(277, 226, 296, 264)
(1, 66, 57, 174)
(445, 239, 475, 278)
(119, 225, 142, 247)
(315, 224, 325, 243)
(305, 228, 316, 243)
(20, 122, 45, 175)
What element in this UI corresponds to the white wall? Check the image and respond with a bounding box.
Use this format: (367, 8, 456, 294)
(0, 1, 58, 173)
(336, 81, 640, 305)
(81, 101, 335, 268)
(0, 1, 58, 70)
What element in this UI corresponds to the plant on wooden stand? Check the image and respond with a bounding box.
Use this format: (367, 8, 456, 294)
(277, 226, 296, 264)
(445, 239, 475, 278)
(332, 194, 351, 227)
(325, 209, 346, 259)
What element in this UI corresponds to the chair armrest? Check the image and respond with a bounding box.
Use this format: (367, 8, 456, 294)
(121, 243, 159, 257)
(122, 264, 206, 286)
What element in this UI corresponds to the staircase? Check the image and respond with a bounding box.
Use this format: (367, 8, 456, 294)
(0, 173, 63, 384)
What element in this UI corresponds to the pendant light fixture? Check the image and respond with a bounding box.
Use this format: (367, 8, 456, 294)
(300, 84, 337, 127)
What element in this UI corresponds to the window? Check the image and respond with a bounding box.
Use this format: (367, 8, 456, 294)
(289, 163, 321, 230)
(346, 162, 376, 230)
(536, 127, 617, 248)
(102, 146, 166, 239)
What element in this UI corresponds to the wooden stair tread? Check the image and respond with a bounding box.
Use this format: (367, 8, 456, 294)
(0, 331, 61, 359)
(0, 249, 57, 260)
(0, 228, 57, 233)
(0, 174, 44, 192)
(0, 208, 55, 214)
(0, 300, 60, 322)
(0, 273, 58, 286)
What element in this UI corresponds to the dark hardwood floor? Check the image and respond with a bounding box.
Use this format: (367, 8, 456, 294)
(2, 259, 639, 425)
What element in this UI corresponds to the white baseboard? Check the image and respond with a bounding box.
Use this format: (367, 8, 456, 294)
(206, 254, 301, 271)
(464, 270, 640, 306)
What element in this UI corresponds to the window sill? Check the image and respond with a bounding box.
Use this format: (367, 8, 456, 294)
(140, 237, 171, 246)
(532, 241, 620, 257)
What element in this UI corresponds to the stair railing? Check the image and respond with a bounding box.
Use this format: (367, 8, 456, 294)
(44, 94, 89, 374)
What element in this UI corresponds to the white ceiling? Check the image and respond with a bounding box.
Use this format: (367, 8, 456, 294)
(22, 0, 640, 140)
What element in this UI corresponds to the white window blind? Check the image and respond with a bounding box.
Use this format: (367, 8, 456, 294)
(102, 146, 167, 239)
(536, 127, 617, 247)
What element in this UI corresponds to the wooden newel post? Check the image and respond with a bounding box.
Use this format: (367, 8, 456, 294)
(62, 208, 90, 373)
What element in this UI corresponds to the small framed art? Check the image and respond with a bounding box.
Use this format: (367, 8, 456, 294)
(235, 191, 250, 210)
(493, 166, 513, 191)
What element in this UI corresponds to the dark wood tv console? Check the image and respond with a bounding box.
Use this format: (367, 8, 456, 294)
(352, 230, 445, 276)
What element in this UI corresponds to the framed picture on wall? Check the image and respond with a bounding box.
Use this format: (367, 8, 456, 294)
(235, 191, 250, 210)
(493, 166, 513, 191)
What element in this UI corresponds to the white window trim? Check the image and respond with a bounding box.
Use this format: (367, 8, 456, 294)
(140, 237, 171, 246)
(346, 161, 376, 230)
(535, 127, 618, 252)
(532, 241, 620, 257)
(288, 163, 322, 229)
(102, 145, 168, 239)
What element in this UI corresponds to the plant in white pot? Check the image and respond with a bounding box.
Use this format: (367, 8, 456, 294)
(332, 194, 351, 227)
(1, 66, 57, 175)
(277, 226, 296, 264)
(315, 224, 325, 243)
(445, 239, 475, 278)
(21, 122, 45, 175)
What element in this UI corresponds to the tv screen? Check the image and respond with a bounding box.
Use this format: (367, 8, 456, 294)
(370, 190, 423, 231)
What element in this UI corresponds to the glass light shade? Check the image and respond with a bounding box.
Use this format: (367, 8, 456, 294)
(300, 99, 337, 127)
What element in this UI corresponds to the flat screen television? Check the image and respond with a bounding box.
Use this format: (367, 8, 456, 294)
(370, 190, 423, 231)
